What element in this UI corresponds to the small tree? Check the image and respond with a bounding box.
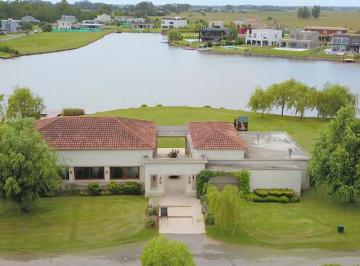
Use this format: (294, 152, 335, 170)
(311, 5, 321, 18)
(207, 185, 242, 234)
(0, 119, 61, 212)
(290, 81, 311, 119)
(310, 106, 360, 203)
(141, 236, 195, 266)
(267, 79, 294, 116)
(62, 108, 85, 116)
(248, 86, 271, 117)
(41, 23, 53, 32)
(6, 87, 45, 120)
(168, 29, 183, 41)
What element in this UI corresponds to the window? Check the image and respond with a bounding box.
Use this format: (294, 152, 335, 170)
(74, 167, 104, 180)
(110, 167, 139, 179)
(151, 175, 158, 189)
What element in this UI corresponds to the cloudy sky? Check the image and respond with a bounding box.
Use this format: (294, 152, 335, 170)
(91, 0, 360, 6)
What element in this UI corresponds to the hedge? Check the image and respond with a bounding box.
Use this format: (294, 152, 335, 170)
(107, 181, 142, 195)
(244, 188, 299, 203)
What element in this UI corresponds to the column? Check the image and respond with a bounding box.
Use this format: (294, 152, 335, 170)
(69, 167, 75, 182)
(104, 167, 110, 182)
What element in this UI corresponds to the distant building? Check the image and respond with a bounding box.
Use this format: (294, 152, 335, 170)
(199, 27, 232, 42)
(161, 17, 187, 29)
(82, 20, 102, 29)
(115, 17, 145, 26)
(1, 18, 21, 33)
(21, 15, 40, 24)
(287, 29, 321, 49)
(94, 14, 112, 24)
(246, 28, 282, 46)
(208, 21, 224, 28)
(132, 21, 154, 29)
(332, 34, 360, 53)
(57, 15, 78, 31)
(305, 26, 348, 42)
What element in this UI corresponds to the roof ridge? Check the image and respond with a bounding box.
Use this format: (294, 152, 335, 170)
(114, 117, 154, 148)
(192, 122, 218, 148)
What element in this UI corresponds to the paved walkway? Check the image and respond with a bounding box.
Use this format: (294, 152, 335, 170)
(151, 195, 205, 234)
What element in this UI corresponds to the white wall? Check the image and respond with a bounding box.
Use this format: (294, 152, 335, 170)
(249, 169, 302, 194)
(194, 149, 245, 161)
(161, 19, 187, 29)
(144, 161, 205, 197)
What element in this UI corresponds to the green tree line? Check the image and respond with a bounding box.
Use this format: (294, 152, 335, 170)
(297, 6, 321, 19)
(248, 79, 357, 118)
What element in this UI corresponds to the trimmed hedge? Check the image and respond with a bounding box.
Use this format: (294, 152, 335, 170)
(244, 188, 299, 203)
(107, 181, 142, 195)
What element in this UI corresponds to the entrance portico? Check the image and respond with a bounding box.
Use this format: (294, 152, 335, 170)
(144, 158, 206, 197)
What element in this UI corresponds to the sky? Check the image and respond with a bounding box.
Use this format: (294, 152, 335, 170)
(86, 0, 360, 6)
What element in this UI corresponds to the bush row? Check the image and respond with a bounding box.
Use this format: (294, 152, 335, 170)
(254, 188, 295, 198)
(0, 46, 19, 55)
(244, 188, 299, 203)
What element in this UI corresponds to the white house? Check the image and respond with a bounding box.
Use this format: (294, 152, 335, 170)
(94, 14, 112, 24)
(36, 117, 309, 197)
(161, 17, 187, 29)
(57, 15, 78, 31)
(1, 18, 21, 33)
(246, 28, 283, 46)
(208, 21, 224, 28)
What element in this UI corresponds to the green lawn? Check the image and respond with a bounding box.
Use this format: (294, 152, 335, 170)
(0, 30, 114, 57)
(0, 196, 156, 253)
(207, 189, 360, 250)
(95, 106, 329, 152)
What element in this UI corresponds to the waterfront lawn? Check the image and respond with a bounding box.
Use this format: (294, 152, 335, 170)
(0, 51, 10, 58)
(0, 196, 156, 253)
(0, 30, 113, 56)
(207, 189, 360, 250)
(95, 106, 328, 152)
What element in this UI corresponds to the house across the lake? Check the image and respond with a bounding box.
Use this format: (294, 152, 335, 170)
(36, 117, 309, 197)
(246, 28, 283, 46)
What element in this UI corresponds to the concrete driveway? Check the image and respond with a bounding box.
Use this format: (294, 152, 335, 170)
(153, 195, 206, 234)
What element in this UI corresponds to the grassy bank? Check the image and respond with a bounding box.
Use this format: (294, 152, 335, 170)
(95, 106, 329, 152)
(0, 196, 156, 253)
(0, 30, 115, 58)
(207, 189, 360, 250)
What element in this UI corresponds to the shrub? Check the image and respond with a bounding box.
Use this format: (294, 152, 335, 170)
(207, 185, 242, 234)
(87, 182, 102, 196)
(167, 149, 179, 158)
(168, 29, 183, 41)
(118, 181, 142, 195)
(141, 236, 195, 266)
(141, 104, 148, 108)
(233, 170, 250, 194)
(108, 181, 120, 194)
(254, 188, 295, 198)
(41, 22, 52, 32)
(145, 216, 157, 228)
(62, 108, 85, 116)
(196, 170, 218, 198)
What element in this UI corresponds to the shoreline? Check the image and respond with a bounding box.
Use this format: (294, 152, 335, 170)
(171, 41, 360, 64)
(0, 30, 117, 59)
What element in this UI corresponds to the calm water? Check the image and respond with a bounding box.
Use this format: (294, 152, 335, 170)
(0, 33, 359, 113)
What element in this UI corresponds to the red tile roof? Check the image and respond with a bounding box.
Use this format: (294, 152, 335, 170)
(188, 121, 246, 150)
(35, 116, 156, 150)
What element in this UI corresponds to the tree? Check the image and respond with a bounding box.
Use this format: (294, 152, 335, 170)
(248, 86, 271, 117)
(168, 29, 183, 41)
(312, 5, 321, 19)
(297, 7, 311, 19)
(20, 21, 33, 31)
(134, 1, 155, 17)
(207, 185, 242, 234)
(310, 106, 360, 203)
(318, 83, 357, 118)
(290, 81, 311, 119)
(41, 22, 53, 32)
(6, 87, 45, 120)
(267, 79, 295, 116)
(0, 119, 61, 212)
(0, 94, 4, 121)
(141, 236, 195, 266)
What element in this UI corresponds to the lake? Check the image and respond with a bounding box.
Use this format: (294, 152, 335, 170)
(0, 33, 359, 114)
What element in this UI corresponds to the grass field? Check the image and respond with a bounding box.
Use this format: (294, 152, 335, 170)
(176, 10, 360, 32)
(0, 196, 156, 253)
(207, 189, 360, 250)
(0, 30, 114, 58)
(95, 106, 329, 152)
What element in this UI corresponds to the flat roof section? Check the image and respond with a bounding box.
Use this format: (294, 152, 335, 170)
(239, 132, 309, 160)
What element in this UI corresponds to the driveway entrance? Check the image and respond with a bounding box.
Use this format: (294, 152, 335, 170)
(165, 175, 185, 196)
(156, 195, 205, 234)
